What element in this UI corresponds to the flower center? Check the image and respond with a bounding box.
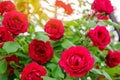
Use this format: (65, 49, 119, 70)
(69, 55, 83, 66)
(36, 48, 45, 55)
(98, 31, 103, 38)
(13, 16, 21, 23)
(50, 23, 58, 28)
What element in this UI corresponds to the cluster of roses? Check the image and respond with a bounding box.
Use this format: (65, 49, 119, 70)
(90, 0, 120, 68)
(0, 0, 28, 77)
(0, 0, 120, 80)
(90, 0, 114, 20)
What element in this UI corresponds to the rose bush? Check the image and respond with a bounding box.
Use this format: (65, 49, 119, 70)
(0, 0, 120, 80)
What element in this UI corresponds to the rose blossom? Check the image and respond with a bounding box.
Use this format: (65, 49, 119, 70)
(105, 50, 120, 68)
(0, 27, 14, 48)
(55, 0, 73, 15)
(96, 13, 108, 20)
(2, 10, 28, 35)
(0, 1, 16, 15)
(44, 18, 64, 41)
(88, 26, 111, 50)
(92, 0, 114, 14)
(29, 39, 53, 64)
(5, 55, 19, 76)
(55, 0, 66, 8)
(64, 4, 73, 15)
(21, 62, 46, 80)
(59, 46, 94, 77)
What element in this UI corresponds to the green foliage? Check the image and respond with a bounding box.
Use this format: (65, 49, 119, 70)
(61, 39, 75, 49)
(3, 42, 20, 53)
(14, 70, 20, 78)
(104, 20, 120, 29)
(35, 31, 49, 42)
(0, 72, 9, 80)
(42, 76, 56, 80)
(0, 60, 7, 74)
(52, 65, 64, 78)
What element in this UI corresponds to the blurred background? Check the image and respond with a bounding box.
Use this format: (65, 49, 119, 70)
(10, 0, 120, 21)
(6, 0, 120, 41)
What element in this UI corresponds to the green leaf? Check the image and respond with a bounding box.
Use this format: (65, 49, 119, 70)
(0, 60, 7, 74)
(61, 39, 75, 49)
(86, 21, 96, 29)
(10, 61, 19, 69)
(14, 70, 20, 78)
(64, 21, 79, 27)
(110, 42, 120, 50)
(42, 76, 56, 80)
(3, 42, 20, 53)
(102, 70, 112, 80)
(16, 52, 29, 59)
(46, 63, 56, 70)
(98, 51, 105, 61)
(22, 44, 28, 53)
(91, 68, 102, 75)
(0, 48, 6, 54)
(35, 31, 49, 42)
(28, 22, 35, 33)
(103, 20, 120, 29)
(50, 55, 60, 63)
(52, 65, 64, 78)
(103, 66, 120, 79)
(64, 74, 73, 80)
(0, 72, 9, 80)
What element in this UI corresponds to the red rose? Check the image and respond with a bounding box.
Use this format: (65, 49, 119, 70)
(21, 62, 46, 80)
(64, 4, 73, 15)
(2, 10, 28, 35)
(55, 0, 73, 15)
(88, 26, 111, 50)
(105, 50, 120, 68)
(0, 1, 16, 15)
(44, 18, 64, 41)
(96, 13, 108, 20)
(55, 0, 66, 8)
(92, 0, 114, 14)
(0, 27, 14, 48)
(5, 55, 19, 76)
(29, 39, 53, 64)
(59, 46, 94, 77)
